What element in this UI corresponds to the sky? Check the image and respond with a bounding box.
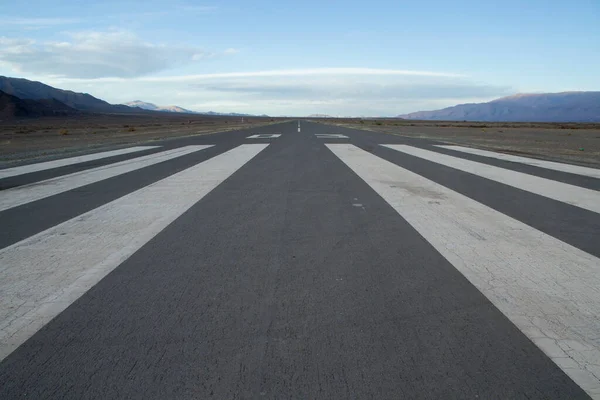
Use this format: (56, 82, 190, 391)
(0, 0, 599, 116)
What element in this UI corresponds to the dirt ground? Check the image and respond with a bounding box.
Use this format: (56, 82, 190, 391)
(2, 115, 600, 168)
(320, 119, 600, 167)
(0, 113, 281, 163)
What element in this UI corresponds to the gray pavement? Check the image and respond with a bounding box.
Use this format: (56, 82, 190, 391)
(0, 120, 597, 399)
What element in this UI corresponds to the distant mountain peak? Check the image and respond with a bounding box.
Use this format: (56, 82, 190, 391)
(307, 113, 333, 118)
(124, 101, 195, 114)
(123, 101, 262, 117)
(124, 100, 160, 111)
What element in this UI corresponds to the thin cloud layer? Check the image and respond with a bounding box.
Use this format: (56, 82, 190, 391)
(0, 30, 211, 79)
(40, 69, 512, 116)
(189, 80, 508, 100)
(49, 68, 464, 83)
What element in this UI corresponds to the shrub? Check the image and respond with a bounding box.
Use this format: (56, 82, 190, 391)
(59, 129, 69, 135)
(127, 126, 136, 132)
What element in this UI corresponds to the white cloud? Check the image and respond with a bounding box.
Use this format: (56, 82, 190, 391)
(0, 30, 213, 78)
(142, 67, 463, 81)
(0, 37, 35, 54)
(43, 68, 464, 84)
(36, 68, 512, 116)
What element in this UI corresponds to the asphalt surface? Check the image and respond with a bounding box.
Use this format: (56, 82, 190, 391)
(0, 120, 598, 399)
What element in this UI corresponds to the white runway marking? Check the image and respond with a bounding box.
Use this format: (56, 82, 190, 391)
(0, 145, 212, 212)
(316, 134, 348, 139)
(383, 145, 600, 214)
(435, 145, 600, 179)
(0, 144, 268, 362)
(0, 146, 159, 179)
(246, 134, 281, 139)
(327, 144, 600, 398)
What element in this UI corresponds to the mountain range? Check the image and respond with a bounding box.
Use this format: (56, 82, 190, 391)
(1, 76, 599, 122)
(398, 92, 600, 122)
(0, 76, 264, 118)
(124, 100, 196, 114)
(0, 90, 79, 119)
(124, 100, 260, 117)
(0, 76, 134, 114)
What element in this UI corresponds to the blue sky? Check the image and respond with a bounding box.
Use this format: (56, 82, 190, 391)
(1, 0, 599, 116)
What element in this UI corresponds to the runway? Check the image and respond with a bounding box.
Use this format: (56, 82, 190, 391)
(1, 120, 598, 399)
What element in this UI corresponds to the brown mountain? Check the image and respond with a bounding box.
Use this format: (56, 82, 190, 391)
(0, 76, 135, 113)
(398, 92, 600, 122)
(0, 90, 78, 119)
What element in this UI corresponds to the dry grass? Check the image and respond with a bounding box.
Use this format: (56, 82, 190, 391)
(312, 118, 600, 166)
(0, 113, 284, 161)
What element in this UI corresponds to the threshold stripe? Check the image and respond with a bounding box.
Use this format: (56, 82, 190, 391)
(0, 146, 159, 179)
(0, 144, 268, 361)
(328, 144, 600, 397)
(0, 145, 212, 212)
(383, 144, 600, 214)
(435, 145, 600, 179)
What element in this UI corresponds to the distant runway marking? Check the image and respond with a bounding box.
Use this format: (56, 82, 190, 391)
(435, 145, 600, 179)
(383, 145, 600, 214)
(0, 145, 212, 212)
(316, 134, 349, 139)
(0, 146, 159, 179)
(327, 143, 600, 397)
(0, 144, 269, 362)
(246, 134, 281, 139)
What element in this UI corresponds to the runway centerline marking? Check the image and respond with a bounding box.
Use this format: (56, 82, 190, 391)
(316, 134, 348, 139)
(246, 134, 281, 139)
